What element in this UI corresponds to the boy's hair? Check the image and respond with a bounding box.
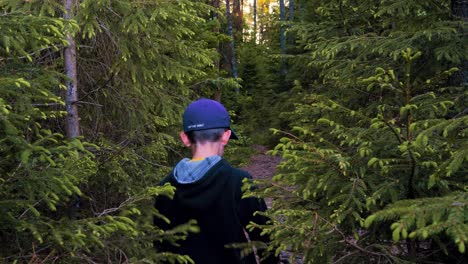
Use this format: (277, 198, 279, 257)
(186, 128, 228, 144)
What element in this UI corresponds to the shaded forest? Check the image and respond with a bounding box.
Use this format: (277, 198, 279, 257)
(0, 0, 466, 263)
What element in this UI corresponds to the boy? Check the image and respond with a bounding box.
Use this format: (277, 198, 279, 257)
(155, 98, 277, 264)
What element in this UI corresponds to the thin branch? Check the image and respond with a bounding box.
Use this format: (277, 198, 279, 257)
(163, 145, 185, 159)
(317, 214, 388, 258)
(271, 129, 303, 141)
(31, 103, 63, 107)
(76, 101, 104, 107)
(381, 118, 404, 144)
(95, 196, 134, 217)
(4, 245, 50, 261)
(189, 80, 211, 89)
(132, 152, 170, 168)
(453, 107, 468, 118)
(0, 46, 65, 62)
(334, 250, 358, 264)
(17, 200, 42, 219)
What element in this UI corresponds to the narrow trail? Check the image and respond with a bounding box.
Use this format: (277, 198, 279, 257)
(241, 145, 282, 181)
(241, 146, 303, 264)
(241, 145, 281, 209)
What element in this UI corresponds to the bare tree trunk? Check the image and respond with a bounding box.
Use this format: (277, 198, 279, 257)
(63, 0, 80, 138)
(233, 0, 243, 40)
(212, 0, 221, 72)
(288, 0, 294, 45)
(225, 0, 239, 81)
(279, 0, 286, 75)
(211, 0, 224, 101)
(253, 0, 257, 42)
(211, 0, 220, 21)
(450, 0, 468, 86)
(289, 0, 294, 22)
(214, 89, 222, 102)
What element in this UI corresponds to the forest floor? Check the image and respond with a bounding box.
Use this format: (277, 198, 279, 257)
(241, 145, 303, 264)
(241, 145, 281, 208)
(242, 145, 281, 181)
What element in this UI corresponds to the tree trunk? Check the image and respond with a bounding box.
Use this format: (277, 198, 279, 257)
(253, 0, 257, 42)
(289, 0, 294, 22)
(63, 0, 80, 138)
(225, 0, 239, 81)
(233, 0, 242, 33)
(212, 0, 221, 72)
(288, 0, 294, 45)
(279, 0, 286, 75)
(210, 0, 224, 101)
(450, 0, 468, 86)
(214, 89, 222, 102)
(211, 0, 220, 21)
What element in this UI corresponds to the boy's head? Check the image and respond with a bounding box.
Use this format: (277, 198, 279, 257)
(181, 98, 238, 145)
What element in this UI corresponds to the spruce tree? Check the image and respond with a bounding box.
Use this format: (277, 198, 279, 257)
(0, 0, 216, 262)
(247, 0, 467, 262)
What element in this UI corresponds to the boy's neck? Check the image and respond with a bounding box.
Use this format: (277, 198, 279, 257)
(191, 141, 225, 159)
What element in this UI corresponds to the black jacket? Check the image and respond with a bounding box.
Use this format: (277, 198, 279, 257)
(154, 159, 277, 264)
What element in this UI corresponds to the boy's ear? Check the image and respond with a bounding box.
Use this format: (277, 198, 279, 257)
(221, 130, 231, 145)
(180, 131, 191, 147)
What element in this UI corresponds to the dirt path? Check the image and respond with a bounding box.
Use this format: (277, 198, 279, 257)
(241, 145, 282, 180)
(242, 146, 302, 264)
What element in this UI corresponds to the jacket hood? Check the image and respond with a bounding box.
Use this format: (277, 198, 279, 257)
(173, 156, 221, 184)
(164, 159, 234, 210)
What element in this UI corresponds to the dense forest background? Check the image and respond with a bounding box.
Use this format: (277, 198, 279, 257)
(0, 0, 466, 263)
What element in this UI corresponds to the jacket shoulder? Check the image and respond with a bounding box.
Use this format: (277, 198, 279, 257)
(218, 160, 252, 180)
